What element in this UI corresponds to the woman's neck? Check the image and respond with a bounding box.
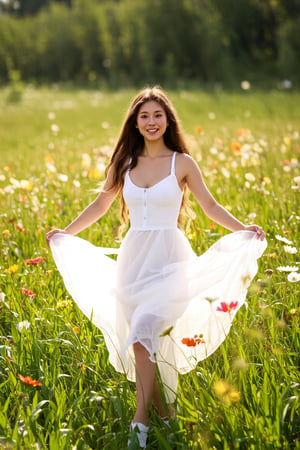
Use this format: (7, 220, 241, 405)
(142, 140, 171, 158)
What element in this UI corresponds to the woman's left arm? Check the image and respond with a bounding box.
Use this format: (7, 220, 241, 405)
(180, 155, 266, 240)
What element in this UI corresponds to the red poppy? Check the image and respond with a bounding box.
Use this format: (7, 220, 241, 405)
(18, 374, 42, 387)
(26, 257, 46, 265)
(216, 301, 238, 313)
(19, 288, 36, 297)
(182, 334, 205, 347)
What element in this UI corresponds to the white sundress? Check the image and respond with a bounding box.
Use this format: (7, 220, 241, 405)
(49, 152, 267, 402)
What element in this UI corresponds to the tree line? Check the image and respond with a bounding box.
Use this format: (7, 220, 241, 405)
(0, 0, 299, 86)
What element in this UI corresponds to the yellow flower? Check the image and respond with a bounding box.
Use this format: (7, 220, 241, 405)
(73, 326, 80, 334)
(2, 229, 10, 237)
(4, 264, 19, 274)
(56, 300, 71, 310)
(88, 168, 101, 180)
(213, 379, 240, 404)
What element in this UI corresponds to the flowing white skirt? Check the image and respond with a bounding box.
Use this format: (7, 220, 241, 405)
(50, 229, 267, 402)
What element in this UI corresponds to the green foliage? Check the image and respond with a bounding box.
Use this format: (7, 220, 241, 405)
(278, 17, 300, 79)
(0, 0, 299, 85)
(0, 87, 299, 448)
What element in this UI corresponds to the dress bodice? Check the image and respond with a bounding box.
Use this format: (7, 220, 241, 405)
(123, 152, 183, 230)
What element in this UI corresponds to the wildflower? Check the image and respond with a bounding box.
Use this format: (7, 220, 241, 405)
(51, 124, 60, 134)
(15, 223, 25, 232)
(236, 128, 249, 137)
(2, 229, 11, 236)
(17, 320, 31, 331)
(208, 112, 216, 120)
(213, 379, 240, 404)
(216, 301, 238, 313)
(232, 358, 248, 371)
(20, 288, 36, 297)
(56, 300, 71, 310)
(265, 253, 276, 259)
(283, 245, 297, 254)
(245, 172, 255, 182)
(81, 153, 91, 169)
(18, 374, 42, 387)
(4, 264, 19, 274)
(78, 362, 87, 373)
(73, 326, 80, 334)
(73, 180, 80, 188)
(231, 141, 241, 153)
(277, 265, 298, 272)
(48, 112, 56, 120)
(88, 168, 101, 180)
(26, 257, 46, 265)
(194, 126, 204, 135)
(287, 272, 300, 282)
(57, 173, 68, 182)
(20, 180, 33, 191)
(241, 80, 251, 90)
(289, 308, 297, 315)
(181, 334, 205, 347)
(275, 235, 293, 245)
(264, 269, 273, 276)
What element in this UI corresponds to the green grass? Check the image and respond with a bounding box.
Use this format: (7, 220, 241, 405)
(0, 85, 299, 449)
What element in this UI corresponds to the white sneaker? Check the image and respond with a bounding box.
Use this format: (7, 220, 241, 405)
(128, 422, 149, 449)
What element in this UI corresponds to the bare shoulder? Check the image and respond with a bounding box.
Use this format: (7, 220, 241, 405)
(176, 153, 200, 176)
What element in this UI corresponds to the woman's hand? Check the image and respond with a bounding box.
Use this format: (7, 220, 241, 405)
(243, 224, 266, 241)
(46, 229, 67, 245)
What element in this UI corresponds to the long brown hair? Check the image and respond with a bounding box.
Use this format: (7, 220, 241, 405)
(106, 86, 190, 222)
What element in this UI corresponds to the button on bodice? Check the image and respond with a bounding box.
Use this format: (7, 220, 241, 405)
(123, 153, 183, 230)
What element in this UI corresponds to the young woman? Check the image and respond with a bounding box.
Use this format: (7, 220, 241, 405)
(46, 86, 266, 448)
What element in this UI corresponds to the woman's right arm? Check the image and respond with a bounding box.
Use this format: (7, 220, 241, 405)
(46, 167, 118, 244)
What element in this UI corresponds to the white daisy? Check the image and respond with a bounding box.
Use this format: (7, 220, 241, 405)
(284, 245, 297, 254)
(287, 272, 300, 282)
(275, 235, 293, 245)
(277, 266, 298, 272)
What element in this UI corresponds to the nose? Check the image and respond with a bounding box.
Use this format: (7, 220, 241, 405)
(148, 115, 156, 125)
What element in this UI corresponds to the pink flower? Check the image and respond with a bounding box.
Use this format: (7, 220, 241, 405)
(20, 288, 36, 297)
(26, 257, 46, 265)
(216, 301, 238, 313)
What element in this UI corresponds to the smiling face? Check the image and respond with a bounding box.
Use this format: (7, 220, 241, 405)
(136, 100, 168, 143)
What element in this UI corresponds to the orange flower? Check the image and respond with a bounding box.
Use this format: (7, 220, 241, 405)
(231, 141, 241, 153)
(15, 224, 25, 232)
(26, 257, 46, 265)
(216, 301, 238, 313)
(236, 128, 249, 137)
(20, 288, 36, 297)
(182, 334, 205, 347)
(194, 126, 204, 135)
(18, 374, 42, 387)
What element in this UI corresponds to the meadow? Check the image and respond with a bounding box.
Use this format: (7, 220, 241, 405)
(0, 85, 299, 449)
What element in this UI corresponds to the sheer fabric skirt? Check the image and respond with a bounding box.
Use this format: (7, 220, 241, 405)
(50, 229, 267, 402)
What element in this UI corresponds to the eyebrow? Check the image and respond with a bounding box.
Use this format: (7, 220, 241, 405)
(139, 109, 164, 114)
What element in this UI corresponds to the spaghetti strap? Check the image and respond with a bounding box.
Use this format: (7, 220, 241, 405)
(171, 152, 177, 175)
